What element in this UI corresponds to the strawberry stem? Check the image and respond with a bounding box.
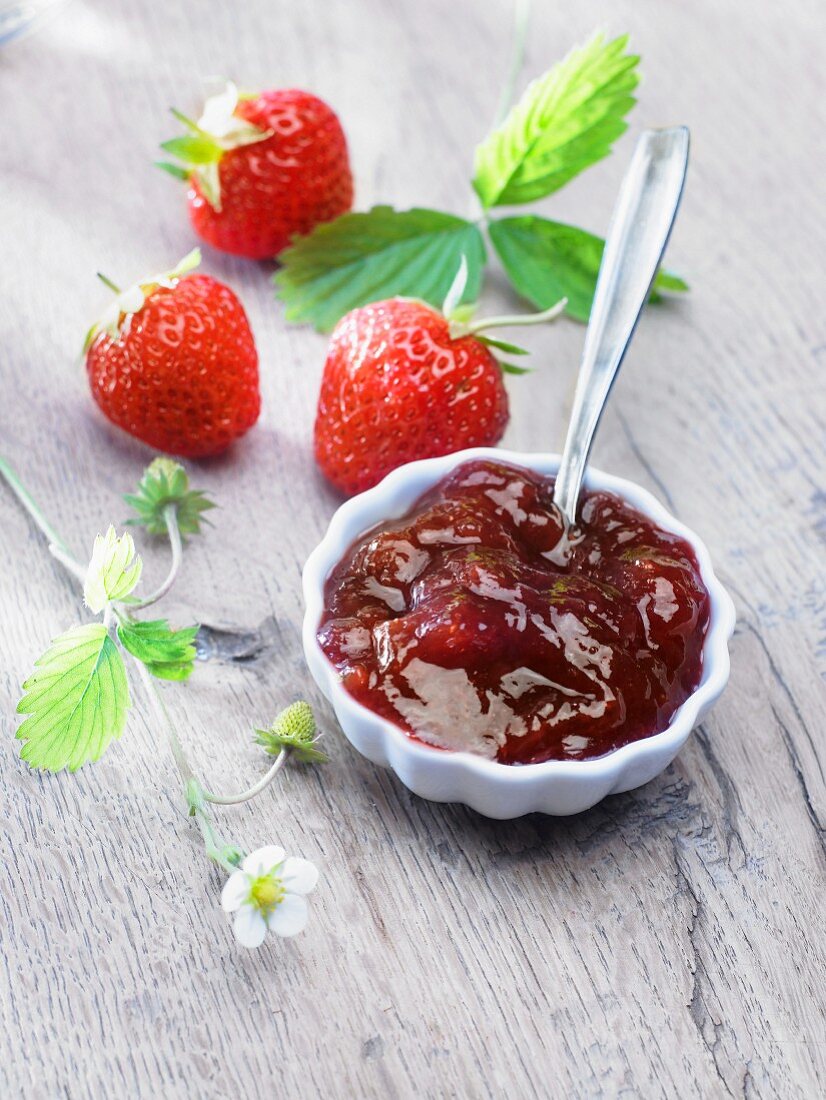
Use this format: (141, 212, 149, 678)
(128, 503, 182, 610)
(0, 456, 76, 561)
(201, 751, 288, 806)
(125, 649, 242, 874)
(452, 297, 568, 338)
(493, 0, 532, 129)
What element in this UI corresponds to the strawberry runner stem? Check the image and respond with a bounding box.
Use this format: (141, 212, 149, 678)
(0, 457, 76, 562)
(50, 546, 86, 584)
(0, 455, 290, 855)
(129, 503, 182, 610)
(126, 650, 239, 872)
(125, 646, 237, 871)
(121, 614, 286, 843)
(466, 0, 532, 224)
(202, 752, 287, 806)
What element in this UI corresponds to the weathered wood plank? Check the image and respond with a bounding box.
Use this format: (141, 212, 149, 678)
(0, 0, 823, 1097)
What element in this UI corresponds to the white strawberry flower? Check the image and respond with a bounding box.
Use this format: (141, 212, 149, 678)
(221, 845, 318, 948)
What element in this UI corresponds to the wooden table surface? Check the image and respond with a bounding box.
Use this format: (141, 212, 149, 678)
(1, 0, 824, 1096)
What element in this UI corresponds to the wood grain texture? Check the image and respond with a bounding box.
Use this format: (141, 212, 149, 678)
(1, 0, 824, 1096)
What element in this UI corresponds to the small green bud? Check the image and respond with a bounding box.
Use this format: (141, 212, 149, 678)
(147, 456, 187, 485)
(254, 701, 328, 764)
(275, 701, 316, 741)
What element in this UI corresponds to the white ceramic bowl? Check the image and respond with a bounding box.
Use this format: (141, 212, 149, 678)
(302, 448, 736, 819)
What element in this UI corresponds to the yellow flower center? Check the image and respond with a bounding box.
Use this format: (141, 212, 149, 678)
(250, 874, 285, 914)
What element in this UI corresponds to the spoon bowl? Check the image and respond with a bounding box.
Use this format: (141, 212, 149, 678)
(302, 448, 735, 818)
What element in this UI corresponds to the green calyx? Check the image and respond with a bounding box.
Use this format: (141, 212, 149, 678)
(124, 457, 216, 538)
(438, 256, 564, 377)
(84, 249, 202, 353)
(117, 618, 199, 682)
(156, 81, 272, 211)
(254, 701, 328, 764)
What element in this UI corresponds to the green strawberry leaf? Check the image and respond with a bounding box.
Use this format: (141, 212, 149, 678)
(473, 32, 640, 208)
(117, 619, 199, 682)
(489, 215, 688, 322)
(274, 206, 487, 333)
(16, 624, 129, 772)
(125, 457, 215, 538)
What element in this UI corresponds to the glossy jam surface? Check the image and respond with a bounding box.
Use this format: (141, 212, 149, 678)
(318, 460, 711, 764)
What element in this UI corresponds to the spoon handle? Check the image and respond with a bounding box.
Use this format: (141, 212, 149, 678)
(553, 126, 690, 526)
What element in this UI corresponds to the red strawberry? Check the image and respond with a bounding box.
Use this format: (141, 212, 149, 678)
(158, 82, 353, 260)
(84, 250, 260, 458)
(314, 298, 510, 496)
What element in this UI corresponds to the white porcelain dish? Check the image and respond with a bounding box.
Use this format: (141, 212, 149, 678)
(302, 448, 736, 819)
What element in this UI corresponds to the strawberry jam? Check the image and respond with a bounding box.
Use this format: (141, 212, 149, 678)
(317, 460, 711, 764)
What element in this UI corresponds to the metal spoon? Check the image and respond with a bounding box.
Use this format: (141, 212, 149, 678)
(553, 126, 690, 527)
